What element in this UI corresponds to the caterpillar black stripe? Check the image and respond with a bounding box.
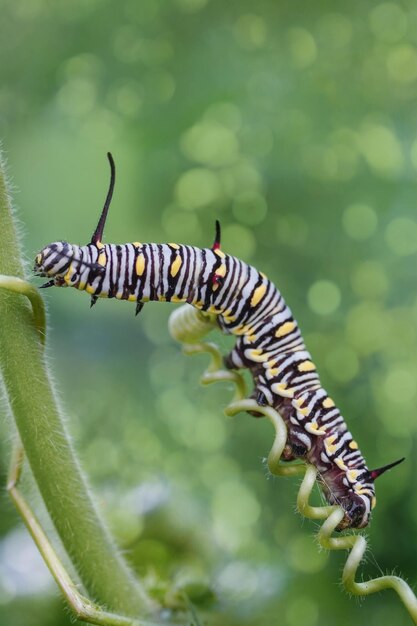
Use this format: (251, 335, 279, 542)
(34, 153, 404, 530)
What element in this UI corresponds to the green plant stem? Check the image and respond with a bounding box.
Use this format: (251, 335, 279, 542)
(0, 152, 150, 616)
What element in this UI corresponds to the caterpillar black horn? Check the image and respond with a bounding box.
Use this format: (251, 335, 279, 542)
(369, 457, 405, 480)
(91, 152, 115, 245)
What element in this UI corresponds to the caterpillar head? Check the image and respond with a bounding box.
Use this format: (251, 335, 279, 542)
(34, 153, 115, 289)
(34, 241, 74, 286)
(320, 456, 405, 530)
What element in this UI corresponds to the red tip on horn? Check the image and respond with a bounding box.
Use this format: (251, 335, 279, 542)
(369, 457, 405, 481)
(212, 220, 221, 250)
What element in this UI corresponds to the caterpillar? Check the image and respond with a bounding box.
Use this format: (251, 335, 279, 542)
(34, 153, 404, 530)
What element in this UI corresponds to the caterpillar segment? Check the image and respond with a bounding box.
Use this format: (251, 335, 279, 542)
(34, 153, 404, 530)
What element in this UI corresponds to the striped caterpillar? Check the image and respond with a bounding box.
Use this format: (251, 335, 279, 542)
(34, 153, 404, 530)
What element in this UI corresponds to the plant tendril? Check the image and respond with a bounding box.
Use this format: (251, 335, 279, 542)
(169, 304, 417, 624)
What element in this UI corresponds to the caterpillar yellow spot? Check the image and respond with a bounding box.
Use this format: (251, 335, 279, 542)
(354, 485, 373, 496)
(322, 397, 335, 409)
(267, 367, 279, 377)
(158, 294, 166, 302)
(235, 324, 253, 336)
(132, 241, 142, 248)
(347, 469, 361, 483)
(297, 407, 309, 417)
(170, 254, 182, 277)
(324, 435, 337, 455)
(298, 360, 316, 372)
(305, 422, 326, 435)
(85, 284, 95, 294)
(98, 252, 107, 267)
(64, 264, 73, 283)
(214, 248, 226, 258)
(275, 321, 296, 338)
(247, 334, 257, 343)
(128, 294, 137, 302)
(96, 241, 105, 250)
(247, 348, 267, 362)
(216, 265, 227, 277)
(335, 457, 347, 471)
(349, 440, 358, 450)
(371, 496, 377, 509)
(271, 382, 294, 398)
(169, 243, 180, 249)
(36, 253, 42, 265)
(136, 253, 146, 276)
(250, 283, 267, 307)
(208, 304, 221, 314)
(171, 295, 184, 303)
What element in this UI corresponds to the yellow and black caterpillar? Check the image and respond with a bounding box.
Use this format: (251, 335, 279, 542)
(34, 153, 403, 530)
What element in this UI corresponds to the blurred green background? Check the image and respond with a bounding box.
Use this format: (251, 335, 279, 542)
(0, 0, 416, 625)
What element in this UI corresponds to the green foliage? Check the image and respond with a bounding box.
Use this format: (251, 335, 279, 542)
(0, 1, 416, 625)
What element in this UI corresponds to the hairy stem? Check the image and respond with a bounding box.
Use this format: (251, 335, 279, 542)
(0, 151, 150, 616)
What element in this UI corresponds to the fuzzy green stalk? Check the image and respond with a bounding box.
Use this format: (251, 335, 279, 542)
(0, 151, 151, 616)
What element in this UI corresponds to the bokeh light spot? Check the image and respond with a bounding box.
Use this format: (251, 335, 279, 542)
(223, 224, 256, 260)
(358, 123, 404, 177)
(175, 168, 222, 210)
(387, 44, 417, 83)
(220, 159, 262, 197)
(307, 280, 341, 315)
(385, 218, 417, 256)
(109, 80, 143, 117)
(232, 191, 267, 226)
(342, 203, 378, 240)
(57, 78, 97, 117)
(287, 28, 317, 69)
(146, 70, 176, 102)
(301, 144, 338, 180)
(181, 121, 239, 167)
(233, 14, 267, 49)
(369, 3, 407, 43)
